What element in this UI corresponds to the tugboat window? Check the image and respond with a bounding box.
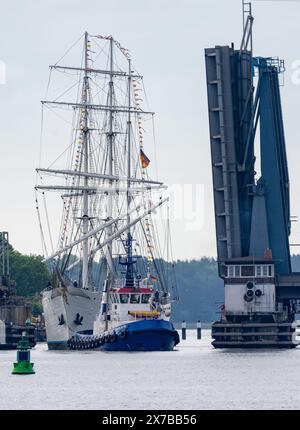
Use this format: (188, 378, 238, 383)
(141, 294, 151, 304)
(268, 265, 273, 277)
(234, 266, 241, 277)
(120, 294, 129, 304)
(241, 266, 255, 277)
(228, 266, 234, 277)
(130, 294, 141, 304)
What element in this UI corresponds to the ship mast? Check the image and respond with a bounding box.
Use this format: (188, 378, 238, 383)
(106, 38, 114, 288)
(125, 58, 134, 288)
(102, 37, 115, 330)
(81, 31, 90, 290)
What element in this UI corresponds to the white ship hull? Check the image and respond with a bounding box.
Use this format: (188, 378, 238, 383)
(42, 286, 101, 350)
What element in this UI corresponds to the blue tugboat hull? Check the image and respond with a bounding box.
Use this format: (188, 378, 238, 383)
(101, 319, 179, 352)
(69, 319, 180, 352)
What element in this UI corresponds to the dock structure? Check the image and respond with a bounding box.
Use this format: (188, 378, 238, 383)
(0, 232, 36, 350)
(205, 2, 300, 348)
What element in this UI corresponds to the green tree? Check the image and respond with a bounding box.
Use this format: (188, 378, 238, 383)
(9, 251, 51, 297)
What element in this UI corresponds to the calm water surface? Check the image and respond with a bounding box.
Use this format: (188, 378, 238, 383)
(0, 330, 299, 410)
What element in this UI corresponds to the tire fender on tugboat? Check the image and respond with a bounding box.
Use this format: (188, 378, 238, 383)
(119, 329, 127, 339)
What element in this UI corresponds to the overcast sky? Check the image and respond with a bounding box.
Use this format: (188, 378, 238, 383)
(1, 0, 300, 260)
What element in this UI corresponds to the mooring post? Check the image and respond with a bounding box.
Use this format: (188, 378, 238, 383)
(181, 321, 186, 340)
(197, 320, 202, 340)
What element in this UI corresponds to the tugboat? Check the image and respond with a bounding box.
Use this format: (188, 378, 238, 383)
(0, 232, 35, 349)
(69, 279, 179, 352)
(59, 33, 179, 352)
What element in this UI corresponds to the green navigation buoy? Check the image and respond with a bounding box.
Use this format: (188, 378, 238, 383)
(12, 331, 35, 375)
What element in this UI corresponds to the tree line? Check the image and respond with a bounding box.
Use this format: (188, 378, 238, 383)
(6, 244, 300, 322)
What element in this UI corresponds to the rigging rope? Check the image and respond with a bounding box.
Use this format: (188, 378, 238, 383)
(42, 192, 54, 254)
(35, 192, 48, 258)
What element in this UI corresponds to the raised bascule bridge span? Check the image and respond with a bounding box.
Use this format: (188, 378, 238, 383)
(205, 1, 300, 348)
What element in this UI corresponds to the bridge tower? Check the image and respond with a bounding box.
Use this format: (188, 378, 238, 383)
(205, 1, 300, 348)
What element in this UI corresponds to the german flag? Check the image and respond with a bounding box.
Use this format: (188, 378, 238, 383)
(140, 149, 150, 169)
(150, 274, 158, 282)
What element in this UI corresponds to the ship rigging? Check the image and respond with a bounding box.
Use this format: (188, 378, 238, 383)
(35, 32, 178, 349)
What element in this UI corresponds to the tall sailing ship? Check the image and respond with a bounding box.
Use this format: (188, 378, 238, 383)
(36, 32, 178, 351)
